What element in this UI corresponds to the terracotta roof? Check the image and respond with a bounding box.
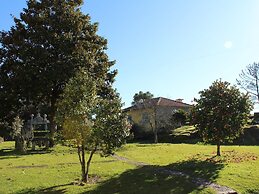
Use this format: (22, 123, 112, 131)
(124, 97, 191, 111)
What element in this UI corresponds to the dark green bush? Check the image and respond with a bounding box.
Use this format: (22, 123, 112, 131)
(233, 126, 259, 145)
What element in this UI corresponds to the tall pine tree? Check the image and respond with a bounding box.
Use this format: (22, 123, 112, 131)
(0, 0, 117, 145)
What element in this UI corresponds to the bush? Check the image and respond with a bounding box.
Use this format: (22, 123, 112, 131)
(233, 125, 259, 145)
(130, 124, 151, 140)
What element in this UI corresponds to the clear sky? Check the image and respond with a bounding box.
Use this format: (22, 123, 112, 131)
(1, 0, 259, 108)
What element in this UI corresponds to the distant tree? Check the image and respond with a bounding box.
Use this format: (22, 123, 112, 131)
(55, 68, 129, 183)
(132, 91, 154, 105)
(237, 63, 259, 102)
(0, 0, 116, 146)
(192, 80, 252, 156)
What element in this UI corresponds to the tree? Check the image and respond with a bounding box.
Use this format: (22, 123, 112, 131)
(192, 80, 252, 156)
(132, 91, 154, 105)
(55, 68, 129, 183)
(237, 63, 259, 102)
(0, 0, 116, 146)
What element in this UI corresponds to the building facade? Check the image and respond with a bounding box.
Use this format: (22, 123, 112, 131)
(124, 97, 191, 135)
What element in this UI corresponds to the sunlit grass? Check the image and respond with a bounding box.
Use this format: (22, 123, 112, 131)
(0, 141, 214, 194)
(117, 143, 259, 193)
(2, 141, 258, 193)
(0, 142, 134, 193)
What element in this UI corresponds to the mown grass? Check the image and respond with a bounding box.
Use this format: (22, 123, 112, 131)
(117, 143, 259, 193)
(0, 141, 214, 194)
(1, 141, 258, 193)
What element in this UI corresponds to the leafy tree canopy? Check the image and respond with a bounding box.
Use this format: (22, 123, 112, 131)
(55, 67, 129, 182)
(192, 80, 252, 156)
(132, 91, 154, 105)
(0, 0, 116, 143)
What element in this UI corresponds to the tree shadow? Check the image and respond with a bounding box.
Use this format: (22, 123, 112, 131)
(15, 183, 72, 194)
(0, 147, 52, 158)
(244, 189, 259, 194)
(0, 148, 20, 159)
(83, 158, 225, 194)
(165, 157, 225, 182)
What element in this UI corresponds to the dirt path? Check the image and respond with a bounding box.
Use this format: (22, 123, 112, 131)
(112, 154, 237, 194)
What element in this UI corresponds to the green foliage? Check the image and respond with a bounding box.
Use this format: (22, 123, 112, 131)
(55, 67, 129, 182)
(234, 125, 259, 145)
(132, 91, 154, 105)
(55, 67, 96, 125)
(56, 68, 129, 155)
(192, 80, 253, 155)
(0, 0, 116, 142)
(93, 97, 130, 156)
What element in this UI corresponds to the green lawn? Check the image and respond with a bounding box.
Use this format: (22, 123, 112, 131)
(0, 142, 258, 193)
(118, 143, 259, 194)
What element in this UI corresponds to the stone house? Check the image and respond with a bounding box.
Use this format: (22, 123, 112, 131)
(124, 97, 192, 135)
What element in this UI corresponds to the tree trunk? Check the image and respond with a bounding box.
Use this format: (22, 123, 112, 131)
(153, 106, 158, 144)
(84, 149, 96, 182)
(217, 141, 221, 156)
(154, 129, 158, 144)
(81, 146, 86, 182)
(77, 146, 83, 180)
(78, 145, 96, 183)
(77, 145, 87, 182)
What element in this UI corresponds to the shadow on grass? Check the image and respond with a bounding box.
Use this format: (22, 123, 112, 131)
(83, 158, 225, 194)
(0, 148, 52, 158)
(16, 183, 72, 194)
(0, 148, 21, 160)
(165, 157, 225, 181)
(244, 189, 259, 194)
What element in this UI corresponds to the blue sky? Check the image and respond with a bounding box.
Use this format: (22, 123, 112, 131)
(1, 1, 259, 108)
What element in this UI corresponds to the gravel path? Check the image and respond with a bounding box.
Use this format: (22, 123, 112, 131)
(112, 154, 237, 194)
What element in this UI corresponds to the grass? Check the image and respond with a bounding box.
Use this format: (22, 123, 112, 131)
(1, 141, 259, 193)
(117, 143, 259, 193)
(0, 141, 214, 194)
(0, 142, 134, 194)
